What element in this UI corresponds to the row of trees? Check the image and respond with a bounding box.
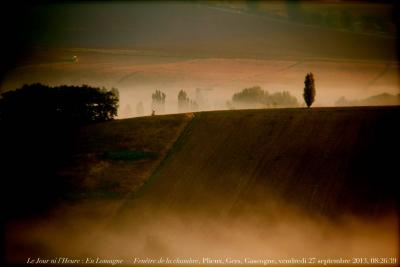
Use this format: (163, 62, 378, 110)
(229, 86, 299, 108)
(149, 89, 199, 115)
(1, 73, 316, 122)
(178, 90, 198, 113)
(145, 73, 316, 116)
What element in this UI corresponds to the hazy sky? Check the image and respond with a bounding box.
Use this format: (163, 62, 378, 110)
(1, 0, 399, 115)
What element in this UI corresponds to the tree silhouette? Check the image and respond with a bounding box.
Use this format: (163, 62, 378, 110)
(151, 90, 166, 114)
(303, 73, 316, 108)
(178, 90, 198, 112)
(0, 83, 120, 215)
(0, 83, 119, 124)
(178, 90, 189, 112)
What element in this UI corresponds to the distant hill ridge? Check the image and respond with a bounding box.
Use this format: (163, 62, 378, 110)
(335, 93, 400, 106)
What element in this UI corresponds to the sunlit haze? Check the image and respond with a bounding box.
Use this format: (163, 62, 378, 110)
(1, 1, 399, 117)
(2, 1, 399, 265)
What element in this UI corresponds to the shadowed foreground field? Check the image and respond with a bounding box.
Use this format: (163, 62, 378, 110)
(5, 106, 400, 265)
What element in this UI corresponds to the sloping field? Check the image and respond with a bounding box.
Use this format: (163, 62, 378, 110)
(67, 113, 193, 196)
(128, 106, 399, 217)
(6, 107, 400, 263)
(106, 106, 399, 259)
(2, 113, 192, 217)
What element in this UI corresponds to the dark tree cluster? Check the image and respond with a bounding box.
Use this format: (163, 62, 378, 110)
(0, 83, 119, 124)
(232, 86, 265, 104)
(231, 86, 299, 108)
(178, 89, 198, 112)
(178, 89, 189, 111)
(0, 83, 119, 216)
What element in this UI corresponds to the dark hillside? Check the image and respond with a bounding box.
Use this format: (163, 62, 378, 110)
(133, 107, 399, 218)
(5, 107, 399, 262)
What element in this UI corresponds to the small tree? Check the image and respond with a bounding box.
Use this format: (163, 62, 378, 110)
(151, 90, 166, 113)
(178, 90, 189, 112)
(303, 72, 316, 108)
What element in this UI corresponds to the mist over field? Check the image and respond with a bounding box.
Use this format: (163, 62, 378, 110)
(1, 1, 399, 117)
(7, 199, 398, 262)
(5, 107, 400, 264)
(2, 0, 400, 265)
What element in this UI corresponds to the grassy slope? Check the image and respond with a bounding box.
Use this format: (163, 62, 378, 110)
(132, 106, 399, 217)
